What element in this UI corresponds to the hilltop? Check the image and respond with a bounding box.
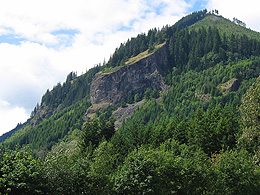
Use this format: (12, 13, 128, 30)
(1, 10, 260, 193)
(2, 9, 260, 151)
(190, 14, 260, 40)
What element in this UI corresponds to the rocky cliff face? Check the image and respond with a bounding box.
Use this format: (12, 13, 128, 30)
(90, 43, 169, 105)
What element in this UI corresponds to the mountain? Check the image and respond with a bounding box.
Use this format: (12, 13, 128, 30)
(1, 9, 260, 194)
(2, 9, 260, 152)
(90, 42, 168, 106)
(189, 14, 260, 40)
(0, 122, 27, 142)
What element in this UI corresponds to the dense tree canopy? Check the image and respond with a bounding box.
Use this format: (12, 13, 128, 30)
(1, 10, 260, 194)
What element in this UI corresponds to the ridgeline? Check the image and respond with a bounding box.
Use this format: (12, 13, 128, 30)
(1, 9, 260, 194)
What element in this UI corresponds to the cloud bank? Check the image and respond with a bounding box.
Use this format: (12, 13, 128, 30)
(0, 0, 192, 135)
(0, 0, 259, 135)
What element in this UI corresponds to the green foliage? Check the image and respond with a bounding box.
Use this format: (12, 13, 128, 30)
(41, 65, 101, 110)
(0, 146, 47, 194)
(91, 141, 118, 177)
(190, 14, 260, 41)
(113, 140, 210, 195)
(134, 93, 142, 102)
(43, 141, 81, 194)
(2, 9, 260, 194)
(239, 76, 260, 154)
(98, 104, 117, 122)
(167, 26, 260, 73)
(144, 88, 159, 100)
(43, 140, 112, 195)
(174, 9, 208, 29)
(120, 98, 127, 108)
(119, 100, 239, 156)
(209, 149, 260, 194)
(6, 101, 91, 153)
(113, 146, 160, 194)
(148, 44, 155, 53)
(0, 122, 27, 143)
(79, 117, 115, 154)
(188, 105, 239, 155)
(127, 93, 133, 104)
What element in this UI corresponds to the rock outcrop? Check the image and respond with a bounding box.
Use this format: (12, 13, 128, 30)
(112, 100, 145, 130)
(217, 78, 240, 95)
(90, 43, 169, 106)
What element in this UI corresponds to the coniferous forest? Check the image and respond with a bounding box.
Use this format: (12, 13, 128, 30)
(1, 10, 260, 194)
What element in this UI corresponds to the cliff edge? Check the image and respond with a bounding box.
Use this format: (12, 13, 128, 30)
(90, 42, 169, 106)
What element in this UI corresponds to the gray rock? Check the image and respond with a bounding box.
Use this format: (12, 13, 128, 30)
(90, 43, 169, 106)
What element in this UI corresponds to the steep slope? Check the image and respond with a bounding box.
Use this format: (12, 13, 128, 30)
(0, 41, 170, 151)
(90, 42, 169, 106)
(2, 10, 260, 194)
(0, 66, 101, 144)
(2, 10, 260, 155)
(189, 14, 260, 40)
(0, 122, 27, 142)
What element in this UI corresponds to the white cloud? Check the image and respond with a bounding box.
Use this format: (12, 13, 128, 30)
(0, 0, 203, 134)
(207, 0, 260, 32)
(0, 42, 61, 102)
(2, 0, 259, 135)
(0, 99, 28, 136)
(0, 100, 10, 107)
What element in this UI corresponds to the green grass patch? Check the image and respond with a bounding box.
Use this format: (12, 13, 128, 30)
(101, 42, 166, 75)
(125, 42, 166, 65)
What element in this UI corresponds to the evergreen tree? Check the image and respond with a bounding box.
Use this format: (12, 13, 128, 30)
(239, 76, 260, 154)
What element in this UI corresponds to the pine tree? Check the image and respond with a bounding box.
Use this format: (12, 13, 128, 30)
(239, 76, 260, 154)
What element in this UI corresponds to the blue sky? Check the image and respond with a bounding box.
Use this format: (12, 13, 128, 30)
(0, 0, 259, 135)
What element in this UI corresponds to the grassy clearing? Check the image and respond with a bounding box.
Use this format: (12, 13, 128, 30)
(101, 42, 166, 74)
(125, 42, 166, 65)
(217, 78, 238, 95)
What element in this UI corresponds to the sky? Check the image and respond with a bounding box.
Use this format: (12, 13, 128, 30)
(0, 0, 260, 136)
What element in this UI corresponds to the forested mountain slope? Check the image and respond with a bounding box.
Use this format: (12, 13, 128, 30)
(1, 10, 260, 194)
(190, 14, 260, 41)
(2, 9, 260, 153)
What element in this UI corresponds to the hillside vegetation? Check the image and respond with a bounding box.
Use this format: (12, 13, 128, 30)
(190, 15, 260, 41)
(1, 9, 260, 194)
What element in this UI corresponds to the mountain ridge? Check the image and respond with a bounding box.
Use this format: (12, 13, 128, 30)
(1, 9, 260, 153)
(2, 10, 260, 193)
(189, 14, 260, 40)
(90, 42, 169, 106)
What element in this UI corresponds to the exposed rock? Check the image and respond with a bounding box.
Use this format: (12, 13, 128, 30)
(84, 102, 112, 121)
(90, 43, 169, 106)
(112, 100, 145, 130)
(195, 93, 212, 103)
(218, 78, 240, 95)
(195, 78, 240, 103)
